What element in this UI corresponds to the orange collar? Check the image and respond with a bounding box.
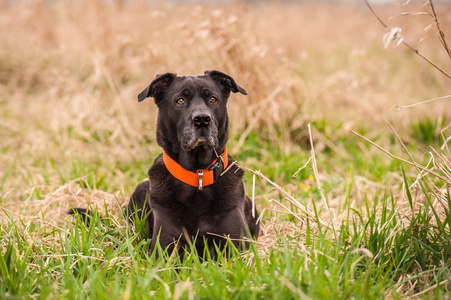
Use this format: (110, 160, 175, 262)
(162, 147, 228, 190)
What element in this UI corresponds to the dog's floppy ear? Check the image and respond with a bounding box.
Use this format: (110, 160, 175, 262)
(137, 73, 177, 102)
(204, 70, 247, 95)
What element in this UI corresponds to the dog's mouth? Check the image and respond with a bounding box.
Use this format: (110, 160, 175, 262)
(184, 136, 215, 151)
(181, 127, 218, 151)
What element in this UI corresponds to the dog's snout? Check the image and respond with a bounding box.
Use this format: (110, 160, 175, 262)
(193, 113, 211, 127)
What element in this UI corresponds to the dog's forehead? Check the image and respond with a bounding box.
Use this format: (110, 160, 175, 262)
(173, 75, 219, 92)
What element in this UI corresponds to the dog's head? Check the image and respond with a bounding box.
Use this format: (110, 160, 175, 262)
(137, 70, 246, 155)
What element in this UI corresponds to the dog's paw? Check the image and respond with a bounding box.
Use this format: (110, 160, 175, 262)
(67, 208, 93, 225)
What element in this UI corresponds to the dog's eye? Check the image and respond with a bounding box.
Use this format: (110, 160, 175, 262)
(176, 98, 185, 105)
(210, 97, 217, 103)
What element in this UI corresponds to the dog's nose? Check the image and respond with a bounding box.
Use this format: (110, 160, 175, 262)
(193, 113, 211, 127)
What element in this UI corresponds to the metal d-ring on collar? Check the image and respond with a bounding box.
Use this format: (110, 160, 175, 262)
(197, 170, 204, 191)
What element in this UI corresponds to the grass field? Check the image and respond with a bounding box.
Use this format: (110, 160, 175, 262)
(1, 0, 451, 298)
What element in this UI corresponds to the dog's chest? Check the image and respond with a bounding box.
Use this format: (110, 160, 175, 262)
(174, 186, 234, 212)
(149, 159, 246, 233)
(155, 188, 233, 234)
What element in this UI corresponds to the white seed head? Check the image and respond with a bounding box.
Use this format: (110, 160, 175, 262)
(383, 27, 404, 49)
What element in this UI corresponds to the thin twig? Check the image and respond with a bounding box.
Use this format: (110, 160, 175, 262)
(409, 152, 434, 190)
(386, 121, 448, 210)
(412, 279, 450, 297)
(238, 164, 328, 227)
(252, 173, 256, 218)
(293, 157, 312, 177)
(0, 205, 66, 232)
(440, 134, 451, 151)
(439, 124, 451, 153)
(429, 0, 451, 61)
(307, 124, 333, 226)
(272, 198, 305, 223)
(279, 276, 312, 300)
(386, 122, 422, 175)
(429, 146, 451, 180)
(393, 94, 451, 110)
(364, 0, 451, 81)
(349, 130, 450, 183)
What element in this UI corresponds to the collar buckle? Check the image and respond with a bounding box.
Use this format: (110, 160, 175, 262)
(209, 155, 225, 184)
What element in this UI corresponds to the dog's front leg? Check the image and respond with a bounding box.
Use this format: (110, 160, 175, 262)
(150, 211, 184, 259)
(215, 207, 250, 250)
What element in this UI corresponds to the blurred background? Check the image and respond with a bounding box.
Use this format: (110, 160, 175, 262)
(0, 0, 450, 216)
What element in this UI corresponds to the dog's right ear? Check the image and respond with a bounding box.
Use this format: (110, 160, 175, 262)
(204, 70, 247, 95)
(137, 73, 177, 102)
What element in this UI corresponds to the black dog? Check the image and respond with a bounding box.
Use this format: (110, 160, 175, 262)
(71, 70, 260, 257)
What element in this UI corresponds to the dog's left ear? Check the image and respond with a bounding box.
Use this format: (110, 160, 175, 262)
(138, 73, 177, 102)
(204, 70, 247, 95)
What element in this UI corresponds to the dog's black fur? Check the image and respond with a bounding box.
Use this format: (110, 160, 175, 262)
(71, 70, 260, 257)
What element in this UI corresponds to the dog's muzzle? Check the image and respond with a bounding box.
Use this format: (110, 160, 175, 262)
(182, 112, 218, 151)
